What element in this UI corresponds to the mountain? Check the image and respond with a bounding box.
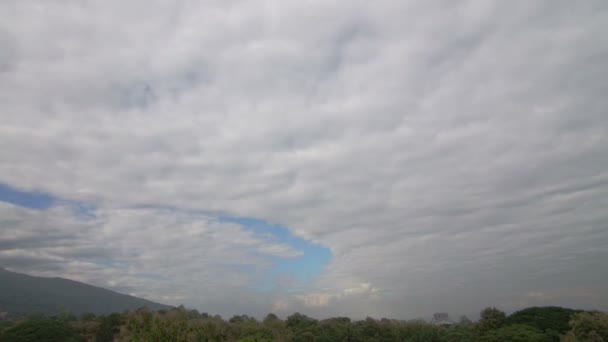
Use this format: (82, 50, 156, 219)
(0, 268, 173, 316)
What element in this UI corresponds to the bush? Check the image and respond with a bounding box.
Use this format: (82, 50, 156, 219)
(480, 324, 550, 342)
(567, 311, 608, 341)
(1, 318, 81, 342)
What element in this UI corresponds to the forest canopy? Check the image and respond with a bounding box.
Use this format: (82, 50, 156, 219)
(1, 306, 606, 342)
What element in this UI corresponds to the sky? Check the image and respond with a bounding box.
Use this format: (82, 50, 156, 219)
(0, 0, 607, 320)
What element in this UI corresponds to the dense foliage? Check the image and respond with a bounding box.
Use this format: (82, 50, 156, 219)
(1, 306, 606, 341)
(562, 311, 608, 342)
(505, 306, 581, 341)
(0, 318, 81, 342)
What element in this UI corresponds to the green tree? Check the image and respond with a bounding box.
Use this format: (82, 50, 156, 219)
(286, 313, 319, 342)
(506, 306, 579, 341)
(96, 312, 123, 342)
(351, 317, 401, 341)
(566, 311, 608, 341)
(1, 318, 81, 342)
(263, 313, 279, 324)
(262, 313, 291, 341)
(286, 313, 316, 329)
(393, 321, 441, 342)
(441, 325, 475, 342)
(54, 311, 77, 322)
(79, 312, 96, 322)
(317, 317, 351, 342)
(0, 321, 15, 336)
(477, 307, 507, 333)
(480, 324, 549, 342)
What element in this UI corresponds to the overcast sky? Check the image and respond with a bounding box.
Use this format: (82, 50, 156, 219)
(1, 0, 607, 320)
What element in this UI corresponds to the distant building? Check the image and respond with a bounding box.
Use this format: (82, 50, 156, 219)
(431, 312, 455, 326)
(0, 312, 8, 320)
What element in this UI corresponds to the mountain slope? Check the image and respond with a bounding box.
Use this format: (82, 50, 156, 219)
(0, 268, 172, 316)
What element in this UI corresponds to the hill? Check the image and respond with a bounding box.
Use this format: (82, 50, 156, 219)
(0, 268, 172, 316)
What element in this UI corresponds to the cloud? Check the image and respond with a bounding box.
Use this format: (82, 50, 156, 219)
(1, 0, 607, 319)
(295, 283, 380, 309)
(0, 201, 306, 314)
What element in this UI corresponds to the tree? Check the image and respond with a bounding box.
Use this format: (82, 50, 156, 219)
(230, 314, 245, 324)
(317, 317, 351, 342)
(54, 311, 77, 322)
(79, 312, 96, 322)
(441, 325, 475, 342)
(566, 311, 608, 341)
(393, 321, 441, 342)
(263, 313, 279, 324)
(477, 307, 507, 333)
(0, 320, 15, 335)
(1, 318, 81, 342)
(263, 313, 291, 341)
(286, 313, 319, 342)
(480, 324, 550, 342)
(286, 313, 315, 328)
(96, 312, 123, 342)
(506, 306, 579, 341)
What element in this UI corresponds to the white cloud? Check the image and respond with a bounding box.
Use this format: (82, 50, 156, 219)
(0, 202, 302, 315)
(1, 0, 607, 319)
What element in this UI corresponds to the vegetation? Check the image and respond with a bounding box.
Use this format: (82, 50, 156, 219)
(562, 311, 608, 342)
(0, 318, 81, 342)
(1, 306, 606, 341)
(505, 306, 581, 341)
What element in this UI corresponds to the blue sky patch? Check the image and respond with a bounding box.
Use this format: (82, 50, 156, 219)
(220, 216, 331, 292)
(0, 183, 97, 219)
(0, 183, 55, 209)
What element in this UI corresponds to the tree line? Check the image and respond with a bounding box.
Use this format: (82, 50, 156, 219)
(1, 305, 607, 341)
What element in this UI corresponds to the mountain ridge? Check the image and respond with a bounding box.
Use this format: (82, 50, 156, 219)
(0, 268, 173, 316)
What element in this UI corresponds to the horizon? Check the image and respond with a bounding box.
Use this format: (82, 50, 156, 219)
(3, 266, 591, 323)
(1, 0, 607, 322)
(2, 266, 486, 321)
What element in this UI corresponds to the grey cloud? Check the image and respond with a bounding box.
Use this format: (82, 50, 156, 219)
(0, 202, 303, 316)
(1, 0, 607, 319)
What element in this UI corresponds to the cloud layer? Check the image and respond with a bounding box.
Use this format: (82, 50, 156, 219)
(1, 0, 607, 319)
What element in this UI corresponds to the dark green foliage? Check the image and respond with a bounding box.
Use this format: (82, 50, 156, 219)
(392, 320, 442, 342)
(261, 313, 291, 341)
(230, 314, 257, 324)
(566, 311, 608, 341)
(286, 312, 317, 330)
(0, 318, 81, 342)
(1, 298, 604, 342)
(96, 312, 124, 342)
(124, 307, 281, 341)
(351, 317, 400, 341)
(79, 312, 96, 322)
(286, 313, 319, 342)
(317, 317, 351, 342)
(440, 325, 476, 342)
(480, 324, 550, 342)
(53, 311, 77, 322)
(263, 313, 279, 323)
(506, 306, 579, 341)
(0, 321, 15, 335)
(0, 268, 172, 316)
(477, 307, 507, 333)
